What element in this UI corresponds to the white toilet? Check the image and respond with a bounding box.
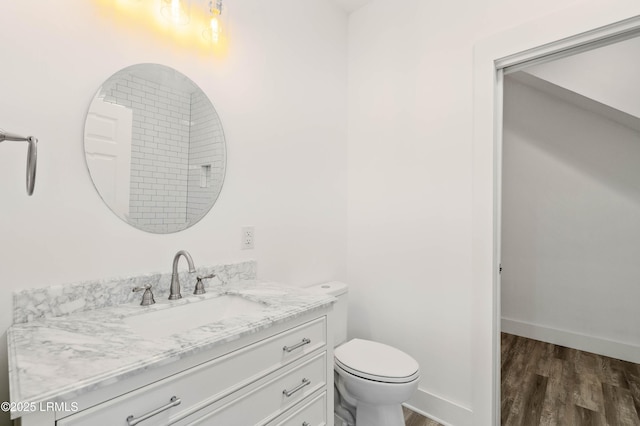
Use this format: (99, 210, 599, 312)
(308, 282, 420, 426)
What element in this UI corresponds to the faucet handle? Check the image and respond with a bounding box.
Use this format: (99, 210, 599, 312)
(133, 284, 156, 306)
(194, 274, 216, 295)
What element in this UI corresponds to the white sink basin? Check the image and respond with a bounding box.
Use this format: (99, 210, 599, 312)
(124, 295, 267, 339)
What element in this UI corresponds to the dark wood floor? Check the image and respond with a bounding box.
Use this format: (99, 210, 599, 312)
(403, 406, 443, 426)
(502, 333, 640, 425)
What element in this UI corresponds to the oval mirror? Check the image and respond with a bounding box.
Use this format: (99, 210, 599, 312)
(84, 64, 226, 233)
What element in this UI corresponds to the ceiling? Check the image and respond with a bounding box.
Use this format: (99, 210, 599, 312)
(329, 0, 373, 13)
(522, 35, 640, 119)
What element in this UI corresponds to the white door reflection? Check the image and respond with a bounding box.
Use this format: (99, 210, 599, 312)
(84, 99, 133, 219)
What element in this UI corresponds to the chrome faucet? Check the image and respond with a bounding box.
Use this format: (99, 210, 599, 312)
(132, 284, 156, 306)
(169, 250, 196, 300)
(194, 273, 216, 295)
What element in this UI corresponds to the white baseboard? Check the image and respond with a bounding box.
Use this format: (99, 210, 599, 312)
(502, 317, 640, 363)
(404, 388, 472, 426)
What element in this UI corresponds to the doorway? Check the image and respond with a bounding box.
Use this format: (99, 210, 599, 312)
(471, 8, 640, 425)
(499, 28, 640, 426)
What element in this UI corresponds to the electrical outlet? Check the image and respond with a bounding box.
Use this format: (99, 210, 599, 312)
(241, 226, 254, 250)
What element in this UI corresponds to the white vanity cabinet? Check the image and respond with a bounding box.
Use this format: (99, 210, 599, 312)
(17, 310, 333, 426)
(266, 392, 327, 426)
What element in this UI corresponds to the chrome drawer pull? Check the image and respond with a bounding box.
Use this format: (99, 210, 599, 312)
(283, 378, 311, 397)
(126, 396, 181, 426)
(283, 338, 311, 352)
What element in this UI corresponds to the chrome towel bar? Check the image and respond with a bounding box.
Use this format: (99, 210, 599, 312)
(0, 128, 38, 196)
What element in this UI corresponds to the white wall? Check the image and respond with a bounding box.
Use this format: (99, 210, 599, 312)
(502, 75, 640, 362)
(346, 0, 603, 424)
(525, 36, 640, 118)
(0, 2, 347, 425)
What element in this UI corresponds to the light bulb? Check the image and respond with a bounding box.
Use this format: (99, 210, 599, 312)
(160, 0, 190, 25)
(203, 1, 223, 44)
(171, 0, 180, 19)
(210, 15, 221, 43)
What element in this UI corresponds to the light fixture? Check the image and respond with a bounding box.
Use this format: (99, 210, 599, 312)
(203, 0, 223, 43)
(160, 0, 191, 25)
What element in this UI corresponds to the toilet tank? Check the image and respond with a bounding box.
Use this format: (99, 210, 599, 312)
(306, 281, 348, 347)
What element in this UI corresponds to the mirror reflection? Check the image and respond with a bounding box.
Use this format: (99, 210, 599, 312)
(84, 63, 226, 233)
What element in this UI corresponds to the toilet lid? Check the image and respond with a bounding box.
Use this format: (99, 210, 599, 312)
(334, 339, 419, 383)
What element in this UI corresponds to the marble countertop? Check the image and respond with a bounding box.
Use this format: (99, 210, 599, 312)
(7, 280, 335, 417)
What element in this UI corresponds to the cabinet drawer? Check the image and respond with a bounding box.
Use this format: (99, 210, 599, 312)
(178, 352, 327, 426)
(268, 392, 327, 426)
(58, 318, 326, 426)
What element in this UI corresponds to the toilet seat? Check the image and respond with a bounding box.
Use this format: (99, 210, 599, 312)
(334, 338, 419, 384)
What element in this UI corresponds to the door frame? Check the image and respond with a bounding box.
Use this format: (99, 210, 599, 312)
(471, 4, 640, 425)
